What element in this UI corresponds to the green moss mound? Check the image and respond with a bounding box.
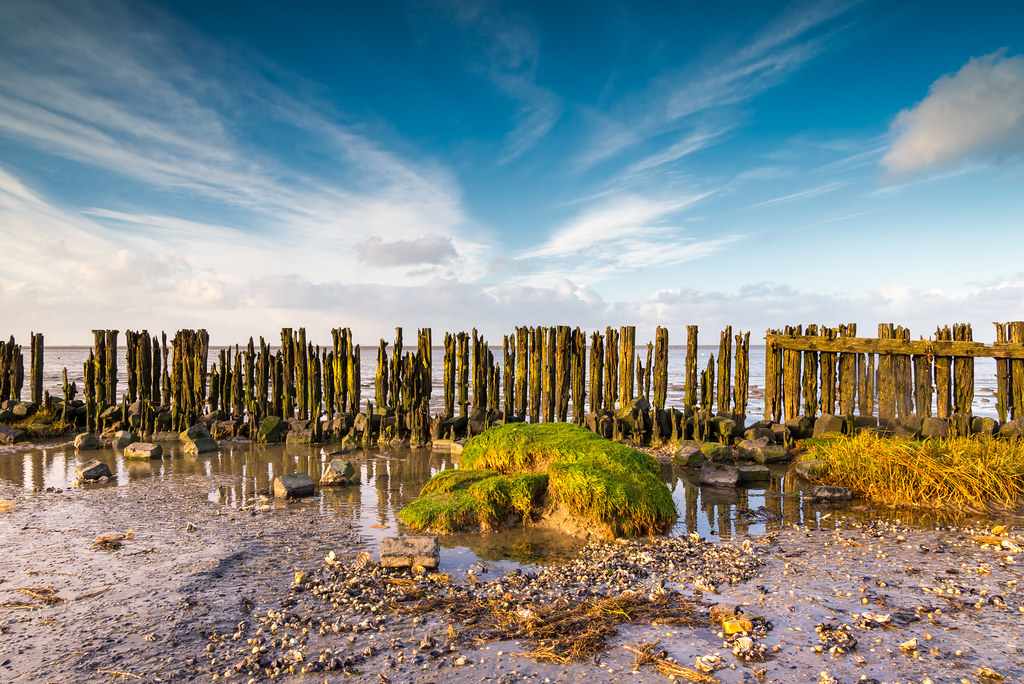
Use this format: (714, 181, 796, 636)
(399, 423, 677, 538)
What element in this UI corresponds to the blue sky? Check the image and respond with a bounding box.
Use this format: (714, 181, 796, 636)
(1, 0, 1023, 345)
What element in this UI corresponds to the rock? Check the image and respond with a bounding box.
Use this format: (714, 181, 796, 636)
(179, 424, 211, 442)
(921, 417, 948, 439)
(112, 430, 139, 449)
(75, 459, 113, 481)
(380, 536, 440, 570)
(700, 441, 733, 463)
(972, 416, 998, 437)
(785, 415, 812, 439)
(0, 425, 26, 445)
(320, 458, 356, 486)
(998, 418, 1024, 440)
(123, 442, 163, 459)
(183, 437, 218, 455)
(674, 442, 705, 468)
(752, 444, 791, 464)
(286, 427, 315, 444)
(700, 463, 740, 488)
(257, 416, 286, 444)
(450, 440, 466, 457)
(274, 473, 315, 499)
(793, 458, 829, 479)
(708, 604, 738, 620)
(899, 415, 924, 434)
(770, 423, 790, 444)
(735, 437, 769, 460)
(73, 432, 100, 450)
(0, 409, 14, 423)
(812, 414, 845, 438)
(853, 415, 879, 428)
(150, 431, 180, 441)
(811, 485, 853, 502)
(12, 401, 38, 419)
(736, 464, 770, 483)
(743, 427, 775, 443)
(99, 405, 120, 422)
(709, 415, 737, 441)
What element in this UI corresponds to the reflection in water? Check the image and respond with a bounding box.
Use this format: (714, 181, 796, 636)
(1, 440, 1009, 567)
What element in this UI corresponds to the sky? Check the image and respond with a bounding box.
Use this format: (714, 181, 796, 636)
(1, 0, 1023, 346)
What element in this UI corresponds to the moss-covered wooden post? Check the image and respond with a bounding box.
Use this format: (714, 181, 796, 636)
(717, 326, 732, 414)
(700, 355, 715, 415)
(515, 327, 529, 419)
(838, 324, 857, 416)
(619, 326, 635, 408)
(209, 364, 220, 414)
(685, 325, 698, 410)
(604, 326, 618, 411)
(375, 339, 389, 408)
(457, 331, 470, 417)
(894, 326, 913, 419)
(782, 325, 802, 421)
(653, 327, 668, 411)
(93, 330, 107, 408)
(418, 328, 432, 406)
(1008, 322, 1024, 420)
(952, 323, 974, 415)
(820, 327, 837, 415)
(104, 330, 118, 407)
(232, 349, 243, 421)
(571, 328, 586, 425)
(994, 323, 1010, 422)
(273, 353, 284, 416)
(643, 341, 653, 403)
(877, 324, 896, 423)
(801, 324, 818, 418)
(503, 334, 515, 416)
(913, 331, 932, 419)
(734, 330, 750, 422)
(350, 342, 361, 415)
(442, 333, 455, 416)
(763, 330, 780, 423)
(84, 351, 96, 432)
(555, 326, 570, 422)
(29, 332, 43, 405)
(528, 327, 541, 422)
(245, 338, 256, 422)
(589, 331, 604, 414)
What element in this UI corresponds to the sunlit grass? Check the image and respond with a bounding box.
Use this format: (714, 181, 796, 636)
(7, 407, 75, 439)
(805, 431, 1024, 514)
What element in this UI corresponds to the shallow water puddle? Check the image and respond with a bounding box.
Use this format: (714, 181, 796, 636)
(0, 439, 1010, 573)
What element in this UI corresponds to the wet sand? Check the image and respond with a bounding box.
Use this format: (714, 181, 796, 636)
(1, 441, 1023, 683)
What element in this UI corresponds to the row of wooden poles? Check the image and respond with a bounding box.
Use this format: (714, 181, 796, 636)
(7, 326, 754, 440)
(764, 322, 1024, 425)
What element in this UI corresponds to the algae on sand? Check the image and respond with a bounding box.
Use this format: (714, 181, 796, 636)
(399, 423, 677, 538)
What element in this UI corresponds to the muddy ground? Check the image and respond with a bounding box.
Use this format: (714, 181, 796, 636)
(1, 463, 1023, 684)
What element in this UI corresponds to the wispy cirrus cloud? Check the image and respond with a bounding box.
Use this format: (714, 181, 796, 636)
(882, 50, 1024, 176)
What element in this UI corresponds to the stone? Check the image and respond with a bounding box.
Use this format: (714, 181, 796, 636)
(12, 401, 37, 419)
(770, 423, 789, 445)
(735, 437, 769, 460)
(450, 440, 466, 457)
(753, 444, 791, 464)
(743, 427, 775, 443)
(286, 427, 315, 444)
(674, 442, 705, 468)
(0, 425, 26, 445)
(811, 485, 853, 502)
(998, 418, 1024, 440)
(99, 405, 121, 422)
(0, 409, 14, 423)
(700, 463, 740, 488)
(921, 417, 949, 439)
(812, 414, 845, 438)
(73, 432, 100, 450)
(380, 536, 440, 569)
(75, 459, 113, 481)
(257, 416, 286, 444)
(179, 424, 211, 442)
(710, 415, 737, 441)
(112, 430, 139, 449)
(736, 464, 770, 483)
(853, 415, 879, 428)
(320, 458, 356, 486)
(123, 442, 163, 459)
(793, 458, 829, 479)
(150, 431, 180, 442)
(972, 416, 998, 437)
(785, 415, 812, 439)
(899, 415, 924, 434)
(183, 437, 218, 455)
(700, 441, 733, 463)
(274, 473, 315, 498)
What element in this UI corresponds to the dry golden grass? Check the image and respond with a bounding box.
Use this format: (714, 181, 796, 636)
(807, 432, 1024, 514)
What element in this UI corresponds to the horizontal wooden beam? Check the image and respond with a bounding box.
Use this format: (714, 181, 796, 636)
(765, 335, 1024, 359)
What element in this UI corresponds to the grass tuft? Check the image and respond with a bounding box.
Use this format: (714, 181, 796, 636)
(400, 423, 676, 537)
(806, 431, 1024, 514)
(8, 408, 76, 439)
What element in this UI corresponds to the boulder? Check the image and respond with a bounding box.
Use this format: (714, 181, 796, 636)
(811, 485, 853, 502)
(899, 415, 924, 435)
(12, 401, 38, 419)
(736, 464, 770, 483)
(710, 415, 737, 441)
(753, 444, 791, 464)
(183, 437, 218, 455)
(179, 424, 211, 442)
(286, 427, 315, 444)
(674, 442, 705, 468)
(123, 442, 163, 459)
(812, 414, 845, 438)
(770, 423, 790, 445)
(700, 441, 733, 463)
(921, 417, 948, 439)
(99, 405, 121, 422)
(75, 459, 113, 481)
(73, 432, 100, 450)
(785, 415, 812, 439)
(0, 409, 14, 423)
(853, 415, 879, 428)
(150, 431, 180, 442)
(380, 536, 440, 570)
(998, 418, 1024, 440)
(972, 416, 998, 437)
(257, 416, 286, 444)
(320, 458, 356, 486)
(793, 458, 829, 480)
(0, 425, 26, 445)
(700, 463, 740, 488)
(743, 427, 775, 443)
(735, 437, 769, 460)
(112, 430, 139, 449)
(274, 473, 315, 499)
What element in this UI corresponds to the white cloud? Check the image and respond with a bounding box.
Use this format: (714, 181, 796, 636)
(882, 50, 1024, 175)
(357, 235, 458, 267)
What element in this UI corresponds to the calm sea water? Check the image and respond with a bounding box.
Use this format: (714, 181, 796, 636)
(39, 344, 1000, 419)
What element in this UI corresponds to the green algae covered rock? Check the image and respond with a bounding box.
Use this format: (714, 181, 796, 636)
(399, 423, 677, 539)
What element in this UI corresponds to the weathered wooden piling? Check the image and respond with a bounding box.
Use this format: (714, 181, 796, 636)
(29, 332, 43, 405)
(894, 326, 913, 418)
(877, 324, 896, 423)
(1009, 321, 1024, 420)
(571, 328, 586, 424)
(515, 327, 529, 419)
(619, 326, 635, 408)
(604, 326, 619, 411)
(458, 331, 470, 417)
(375, 339, 390, 408)
(717, 326, 732, 414)
(104, 330, 118, 406)
(92, 330, 107, 407)
(503, 334, 515, 416)
(653, 327, 668, 410)
(554, 326, 570, 422)
(84, 350, 96, 432)
(589, 331, 604, 413)
(528, 327, 541, 422)
(801, 324, 819, 417)
(684, 325, 698, 409)
(700, 355, 715, 414)
(952, 323, 974, 414)
(734, 330, 750, 420)
(443, 333, 456, 416)
(544, 327, 556, 422)
(782, 325, 801, 420)
(763, 329, 782, 423)
(819, 327, 837, 415)
(838, 324, 857, 415)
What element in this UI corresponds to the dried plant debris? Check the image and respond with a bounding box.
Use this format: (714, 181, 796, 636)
(625, 640, 717, 682)
(92, 529, 134, 551)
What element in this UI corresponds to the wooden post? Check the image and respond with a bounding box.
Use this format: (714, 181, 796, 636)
(801, 324, 820, 417)
(590, 331, 604, 413)
(515, 327, 529, 419)
(952, 323, 974, 416)
(913, 343, 932, 419)
(644, 341, 653, 403)
(544, 327, 556, 422)
(375, 339, 389, 408)
(1009, 322, 1024, 420)
(29, 332, 43, 405)
(763, 330, 781, 423)
(105, 330, 118, 406)
(555, 326, 570, 422)
(734, 330, 750, 421)
(529, 327, 541, 422)
(877, 324, 896, 423)
(782, 325, 802, 421)
(717, 326, 732, 414)
(653, 327, 668, 410)
(619, 326, 635, 408)
(895, 326, 913, 419)
(604, 326, 619, 411)
(503, 334, 515, 416)
(443, 333, 456, 416)
(458, 331, 470, 417)
(685, 325, 698, 409)
(860, 352, 875, 418)
(93, 330, 107, 408)
(418, 328, 432, 406)
(84, 351, 96, 432)
(838, 324, 857, 415)
(571, 328, 586, 425)
(296, 328, 308, 420)
(994, 323, 1010, 422)
(819, 327, 837, 415)
(700, 355, 715, 415)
